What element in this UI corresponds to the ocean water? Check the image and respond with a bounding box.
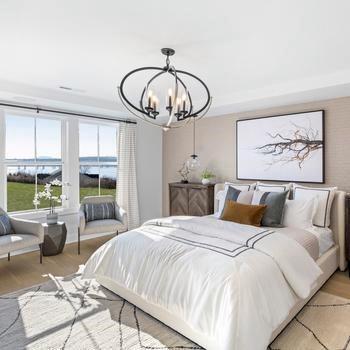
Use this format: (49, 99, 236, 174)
(7, 165, 117, 180)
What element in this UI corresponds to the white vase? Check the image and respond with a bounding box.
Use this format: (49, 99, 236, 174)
(201, 178, 210, 185)
(47, 212, 58, 225)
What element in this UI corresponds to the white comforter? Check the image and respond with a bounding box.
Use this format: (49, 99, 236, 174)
(83, 216, 322, 350)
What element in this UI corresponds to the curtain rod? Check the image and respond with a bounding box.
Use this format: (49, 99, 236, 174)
(0, 101, 137, 124)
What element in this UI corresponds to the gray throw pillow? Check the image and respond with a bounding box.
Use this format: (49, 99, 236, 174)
(225, 186, 254, 204)
(84, 202, 116, 222)
(251, 190, 289, 227)
(0, 208, 12, 236)
(219, 186, 254, 217)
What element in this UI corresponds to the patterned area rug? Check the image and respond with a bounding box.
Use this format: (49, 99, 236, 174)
(0, 273, 349, 350)
(270, 291, 350, 350)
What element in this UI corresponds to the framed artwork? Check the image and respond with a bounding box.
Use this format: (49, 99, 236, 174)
(236, 110, 325, 183)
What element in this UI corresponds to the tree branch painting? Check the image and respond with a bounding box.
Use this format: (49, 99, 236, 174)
(255, 122, 323, 169)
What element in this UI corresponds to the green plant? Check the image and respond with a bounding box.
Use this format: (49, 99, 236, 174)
(201, 169, 215, 180)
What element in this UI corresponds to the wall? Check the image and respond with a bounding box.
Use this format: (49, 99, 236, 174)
(163, 96, 350, 215)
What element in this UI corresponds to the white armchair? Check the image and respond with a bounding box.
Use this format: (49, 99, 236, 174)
(78, 195, 127, 254)
(0, 217, 44, 263)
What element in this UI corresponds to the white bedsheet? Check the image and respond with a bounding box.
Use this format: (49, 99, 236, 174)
(307, 226, 335, 256)
(83, 216, 322, 350)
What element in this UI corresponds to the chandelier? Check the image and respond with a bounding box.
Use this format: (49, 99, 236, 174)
(118, 48, 212, 130)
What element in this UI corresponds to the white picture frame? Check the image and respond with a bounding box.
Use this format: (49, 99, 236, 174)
(236, 110, 325, 183)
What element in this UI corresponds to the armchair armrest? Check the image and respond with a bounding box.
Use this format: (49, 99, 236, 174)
(79, 209, 86, 234)
(115, 204, 128, 230)
(10, 217, 44, 243)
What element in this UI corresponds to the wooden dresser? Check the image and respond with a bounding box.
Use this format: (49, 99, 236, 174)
(345, 195, 350, 276)
(169, 182, 215, 216)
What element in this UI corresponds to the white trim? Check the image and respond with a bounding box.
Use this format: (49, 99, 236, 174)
(0, 110, 6, 209)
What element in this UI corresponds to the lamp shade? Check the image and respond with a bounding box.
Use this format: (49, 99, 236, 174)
(187, 154, 200, 171)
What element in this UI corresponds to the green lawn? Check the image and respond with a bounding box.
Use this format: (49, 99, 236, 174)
(7, 182, 116, 212)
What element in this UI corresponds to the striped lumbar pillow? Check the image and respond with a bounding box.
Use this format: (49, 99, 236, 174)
(0, 208, 12, 236)
(84, 202, 116, 222)
(251, 190, 289, 227)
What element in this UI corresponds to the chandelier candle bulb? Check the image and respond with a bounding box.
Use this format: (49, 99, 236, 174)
(148, 90, 153, 109)
(168, 88, 172, 109)
(177, 97, 181, 114)
(182, 93, 186, 112)
(153, 96, 158, 111)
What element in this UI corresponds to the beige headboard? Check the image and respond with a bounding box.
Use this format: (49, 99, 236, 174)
(214, 183, 347, 271)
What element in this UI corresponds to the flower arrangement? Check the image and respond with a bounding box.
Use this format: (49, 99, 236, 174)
(200, 169, 215, 180)
(33, 179, 66, 214)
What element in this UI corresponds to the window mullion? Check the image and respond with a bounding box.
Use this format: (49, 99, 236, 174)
(34, 118, 38, 209)
(97, 125, 101, 196)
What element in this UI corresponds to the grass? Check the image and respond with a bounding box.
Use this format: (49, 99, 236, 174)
(7, 182, 116, 213)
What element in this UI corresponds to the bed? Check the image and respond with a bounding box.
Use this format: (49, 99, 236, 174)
(83, 183, 347, 350)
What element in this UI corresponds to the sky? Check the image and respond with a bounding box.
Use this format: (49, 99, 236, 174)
(5, 115, 117, 161)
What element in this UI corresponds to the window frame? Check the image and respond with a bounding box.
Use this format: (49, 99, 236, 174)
(79, 120, 118, 199)
(3, 111, 66, 213)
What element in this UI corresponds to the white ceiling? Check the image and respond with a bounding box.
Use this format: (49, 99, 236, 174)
(1, 0, 350, 118)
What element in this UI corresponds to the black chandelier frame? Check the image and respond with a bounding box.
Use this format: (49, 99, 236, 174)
(118, 48, 212, 129)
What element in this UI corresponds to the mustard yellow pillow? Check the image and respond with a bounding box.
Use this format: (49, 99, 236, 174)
(220, 200, 267, 227)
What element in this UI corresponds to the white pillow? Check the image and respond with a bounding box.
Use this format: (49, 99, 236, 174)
(256, 182, 292, 193)
(293, 185, 337, 228)
(224, 182, 256, 191)
(282, 197, 317, 229)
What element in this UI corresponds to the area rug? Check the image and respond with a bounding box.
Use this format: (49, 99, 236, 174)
(0, 274, 349, 350)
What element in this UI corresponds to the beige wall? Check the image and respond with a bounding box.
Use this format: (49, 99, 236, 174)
(163, 96, 350, 215)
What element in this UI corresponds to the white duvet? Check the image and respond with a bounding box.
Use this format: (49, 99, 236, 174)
(83, 216, 322, 350)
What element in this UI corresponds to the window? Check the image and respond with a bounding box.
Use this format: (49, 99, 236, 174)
(79, 123, 118, 201)
(5, 115, 63, 212)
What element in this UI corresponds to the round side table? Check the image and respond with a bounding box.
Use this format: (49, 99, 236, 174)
(42, 221, 67, 256)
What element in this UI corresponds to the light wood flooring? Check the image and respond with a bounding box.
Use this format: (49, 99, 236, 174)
(0, 235, 113, 295)
(0, 235, 349, 298)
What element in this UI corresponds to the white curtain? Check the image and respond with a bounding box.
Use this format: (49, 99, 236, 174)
(117, 122, 140, 229)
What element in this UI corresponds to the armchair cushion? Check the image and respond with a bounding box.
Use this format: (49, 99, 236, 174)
(82, 219, 126, 235)
(115, 204, 127, 229)
(10, 218, 44, 243)
(84, 202, 116, 222)
(0, 208, 12, 236)
(0, 234, 41, 255)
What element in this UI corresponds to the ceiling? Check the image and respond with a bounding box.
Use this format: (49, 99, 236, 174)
(1, 0, 350, 118)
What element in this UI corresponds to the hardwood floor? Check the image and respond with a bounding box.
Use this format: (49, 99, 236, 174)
(322, 269, 350, 299)
(0, 235, 113, 295)
(0, 235, 349, 298)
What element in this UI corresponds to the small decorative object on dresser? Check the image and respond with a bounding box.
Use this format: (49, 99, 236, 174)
(169, 182, 214, 216)
(178, 163, 190, 184)
(42, 221, 67, 256)
(345, 194, 350, 276)
(200, 169, 215, 185)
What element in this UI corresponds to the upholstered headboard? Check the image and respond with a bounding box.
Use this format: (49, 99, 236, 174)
(214, 183, 347, 271)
